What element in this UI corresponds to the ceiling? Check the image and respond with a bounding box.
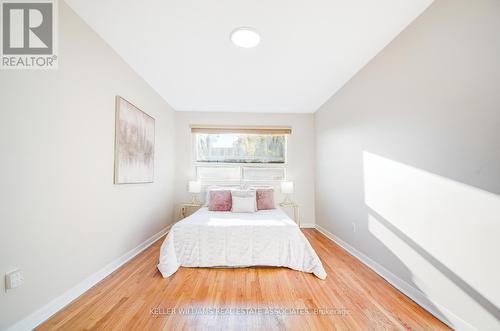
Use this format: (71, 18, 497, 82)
(65, 0, 433, 113)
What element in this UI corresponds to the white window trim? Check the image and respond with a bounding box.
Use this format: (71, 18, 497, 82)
(195, 166, 287, 182)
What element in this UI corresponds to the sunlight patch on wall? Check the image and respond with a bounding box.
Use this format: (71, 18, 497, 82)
(367, 213, 433, 291)
(363, 151, 500, 308)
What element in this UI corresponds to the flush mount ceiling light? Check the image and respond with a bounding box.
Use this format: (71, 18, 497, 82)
(230, 27, 261, 48)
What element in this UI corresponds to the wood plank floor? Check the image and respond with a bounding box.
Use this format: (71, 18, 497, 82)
(37, 229, 450, 331)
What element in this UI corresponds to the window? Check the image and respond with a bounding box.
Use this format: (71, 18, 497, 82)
(196, 166, 286, 182)
(192, 126, 291, 183)
(195, 133, 286, 164)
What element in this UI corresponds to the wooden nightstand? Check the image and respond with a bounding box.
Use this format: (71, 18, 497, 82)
(279, 201, 300, 227)
(179, 202, 202, 219)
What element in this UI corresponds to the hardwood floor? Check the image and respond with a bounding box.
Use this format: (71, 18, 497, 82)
(37, 229, 450, 331)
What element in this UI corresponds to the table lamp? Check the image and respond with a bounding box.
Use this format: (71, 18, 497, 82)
(188, 180, 201, 204)
(281, 181, 294, 204)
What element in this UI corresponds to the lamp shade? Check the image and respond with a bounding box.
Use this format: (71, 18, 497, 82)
(188, 181, 201, 193)
(281, 181, 294, 194)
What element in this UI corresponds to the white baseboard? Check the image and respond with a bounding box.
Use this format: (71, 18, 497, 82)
(6, 225, 171, 331)
(300, 222, 316, 228)
(314, 224, 477, 331)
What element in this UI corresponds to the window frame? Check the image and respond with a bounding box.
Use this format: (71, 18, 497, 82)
(191, 130, 289, 183)
(195, 165, 287, 184)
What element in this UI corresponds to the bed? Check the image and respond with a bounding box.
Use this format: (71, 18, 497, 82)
(157, 207, 327, 279)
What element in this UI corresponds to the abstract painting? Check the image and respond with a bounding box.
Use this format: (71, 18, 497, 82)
(114, 96, 155, 184)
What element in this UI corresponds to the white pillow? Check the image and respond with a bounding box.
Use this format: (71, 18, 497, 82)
(231, 196, 257, 213)
(231, 189, 257, 210)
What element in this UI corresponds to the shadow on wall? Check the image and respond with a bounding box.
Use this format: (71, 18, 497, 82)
(315, 148, 449, 325)
(367, 208, 500, 323)
(362, 151, 500, 327)
(355, 216, 452, 327)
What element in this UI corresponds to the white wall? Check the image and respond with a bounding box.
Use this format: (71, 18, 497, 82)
(0, 2, 176, 329)
(3, 0, 499, 329)
(314, 0, 500, 330)
(174, 112, 316, 225)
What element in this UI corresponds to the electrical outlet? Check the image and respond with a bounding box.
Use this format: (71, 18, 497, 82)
(5, 269, 24, 290)
(352, 222, 357, 233)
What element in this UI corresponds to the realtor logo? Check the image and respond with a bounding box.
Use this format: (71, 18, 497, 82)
(1, 0, 58, 69)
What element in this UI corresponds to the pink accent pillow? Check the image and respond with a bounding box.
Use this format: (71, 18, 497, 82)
(208, 190, 232, 211)
(256, 188, 275, 210)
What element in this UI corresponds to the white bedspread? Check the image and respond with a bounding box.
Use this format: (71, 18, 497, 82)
(157, 207, 327, 279)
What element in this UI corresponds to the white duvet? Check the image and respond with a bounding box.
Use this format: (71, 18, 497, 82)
(157, 207, 326, 279)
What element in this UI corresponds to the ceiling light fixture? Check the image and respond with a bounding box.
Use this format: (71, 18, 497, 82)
(230, 27, 260, 48)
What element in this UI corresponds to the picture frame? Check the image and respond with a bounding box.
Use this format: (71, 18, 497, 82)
(114, 96, 155, 184)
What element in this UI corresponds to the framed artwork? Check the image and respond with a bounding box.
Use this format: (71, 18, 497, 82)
(114, 96, 155, 184)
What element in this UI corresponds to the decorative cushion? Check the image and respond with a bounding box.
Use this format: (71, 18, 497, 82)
(204, 186, 238, 206)
(256, 188, 275, 210)
(231, 196, 257, 213)
(208, 190, 232, 211)
(231, 189, 257, 211)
